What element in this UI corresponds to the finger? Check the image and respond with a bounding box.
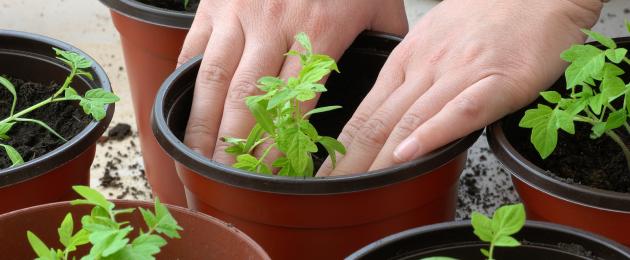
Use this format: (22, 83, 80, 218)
(212, 36, 287, 165)
(392, 75, 524, 162)
(177, 2, 213, 67)
(316, 46, 409, 177)
(369, 70, 481, 170)
(183, 22, 245, 158)
(327, 75, 431, 175)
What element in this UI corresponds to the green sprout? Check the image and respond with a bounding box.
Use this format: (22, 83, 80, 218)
(27, 186, 183, 260)
(520, 23, 630, 172)
(223, 32, 346, 177)
(0, 48, 119, 168)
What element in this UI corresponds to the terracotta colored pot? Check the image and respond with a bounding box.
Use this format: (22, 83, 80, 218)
(487, 37, 630, 246)
(0, 200, 270, 259)
(348, 221, 630, 259)
(152, 32, 482, 260)
(98, 0, 193, 206)
(0, 30, 114, 214)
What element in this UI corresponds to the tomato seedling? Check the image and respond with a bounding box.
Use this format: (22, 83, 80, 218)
(520, 23, 630, 172)
(27, 186, 182, 260)
(0, 48, 119, 169)
(223, 32, 346, 177)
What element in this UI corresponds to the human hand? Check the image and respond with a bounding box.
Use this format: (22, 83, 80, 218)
(317, 0, 602, 176)
(178, 0, 408, 165)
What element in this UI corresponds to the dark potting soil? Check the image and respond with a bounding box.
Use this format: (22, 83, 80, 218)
(108, 123, 132, 141)
(0, 78, 91, 169)
(134, 0, 199, 12)
(510, 122, 630, 193)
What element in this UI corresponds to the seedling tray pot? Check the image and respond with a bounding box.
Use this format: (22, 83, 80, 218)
(487, 37, 630, 246)
(348, 221, 630, 259)
(98, 0, 194, 206)
(152, 32, 482, 260)
(0, 30, 114, 214)
(0, 200, 270, 259)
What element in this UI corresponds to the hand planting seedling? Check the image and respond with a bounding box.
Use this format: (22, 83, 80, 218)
(26, 186, 183, 260)
(421, 203, 526, 260)
(0, 48, 119, 169)
(223, 32, 346, 177)
(520, 24, 630, 172)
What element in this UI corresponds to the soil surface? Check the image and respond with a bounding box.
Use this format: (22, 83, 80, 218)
(134, 0, 199, 12)
(0, 78, 91, 169)
(507, 115, 630, 193)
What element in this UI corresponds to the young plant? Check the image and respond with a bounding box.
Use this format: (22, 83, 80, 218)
(183, 0, 189, 8)
(520, 23, 630, 172)
(27, 186, 183, 260)
(421, 203, 526, 260)
(0, 48, 119, 168)
(223, 32, 346, 177)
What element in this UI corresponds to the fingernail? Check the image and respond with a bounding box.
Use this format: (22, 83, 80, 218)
(394, 137, 419, 162)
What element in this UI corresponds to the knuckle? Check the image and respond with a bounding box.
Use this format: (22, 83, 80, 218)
(227, 78, 259, 107)
(198, 63, 231, 88)
(342, 113, 370, 140)
(449, 95, 482, 118)
(396, 112, 424, 137)
(357, 113, 391, 147)
(186, 119, 217, 141)
(262, 0, 286, 18)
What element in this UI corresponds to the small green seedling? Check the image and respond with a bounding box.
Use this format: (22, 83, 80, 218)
(520, 23, 630, 172)
(27, 186, 183, 260)
(223, 32, 346, 177)
(421, 203, 525, 260)
(0, 48, 119, 169)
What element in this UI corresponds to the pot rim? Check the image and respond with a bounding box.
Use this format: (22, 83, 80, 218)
(0, 199, 270, 259)
(347, 220, 630, 259)
(0, 30, 114, 188)
(152, 31, 482, 195)
(98, 0, 194, 30)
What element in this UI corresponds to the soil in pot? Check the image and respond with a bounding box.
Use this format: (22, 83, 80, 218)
(134, 0, 199, 12)
(0, 77, 90, 168)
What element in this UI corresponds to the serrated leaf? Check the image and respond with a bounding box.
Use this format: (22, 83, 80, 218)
(278, 127, 317, 174)
(267, 89, 296, 109)
(15, 118, 67, 142)
(87, 227, 132, 257)
(152, 198, 183, 239)
(257, 76, 284, 91)
(561, 45, 605, 89)
(554, 109, 575, 134)
(581, 29, 616, 49)
(233, 154, 259, 172)
(471, 212, 493, 242)
(491, 203, 526, 236)
(58, 213, 74, 247)
(304, 105, 342, 117)
(1, 144, 24, 167)
(71, 186, 115, 213)
(128, 233, 167, 259)
(53, 47, 92, 69)
(0, 76, 17, 116)
(520, 105, 561, 158)
(540, 91, 561, 104)
(64, 87, 82, 100)
(494, 235, 521, 247)
(605, 110, 627, 130)
(605, 48, 627, 64)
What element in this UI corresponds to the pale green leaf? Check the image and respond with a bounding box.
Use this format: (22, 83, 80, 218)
(15, 118, 67, 142)
(494, 235, 521, 247)
(318, 136, 346, 168)
(1, 144, 24, 167)
(0, 76, 17, 116)
(554, 109, 575, 134)
(58, 213, 74, 247)
(491, 203, 526, 236)
(27, 231, 55, 260)
(64, 87, 82, 100)
(294, 32, 313, 53)
(0, 122, 15, 140)
(581, 29, 616, 49)
(605, 48, 627, 64)
(480, 248, 490, 257)
(519, 105, 558, 159)
(304, 105, 342, 117)
(53, 47, 92, 69)
(561, 45, 605, 89)
(247, 101, 275, 134)
(605, 110, 627, 131)
(71, 186, 115, 212)
(471, 212, 493, 242)
(540, 91, 561, 104)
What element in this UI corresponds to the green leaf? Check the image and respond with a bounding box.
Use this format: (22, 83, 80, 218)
(581, 29, 616, 49)
(84, 89, 119, 104)
(605, 48, 627, 64)
(491, 203, 526, 236)
(127, 233, 167, 259)
(15, 118, 67, 142)
(1, 144, 24, 167)
(267, 89, 296, 109)
(53, 47, 92, 69)
(519, 105, 558, 159)
(71, 186, 115, 213)
(183, 0, 189, 8)
(247, 101, 275, 134)
(588, 94, 604, 115)
(304, 105, 342, 117)
(471, 212, 493, 242)
(561, 45, 605, 89)
(294, 32, 313, 54)
(58, 213, 74, 247)
(233, 154, 260, 172)
(79, 89, 119, 121)
(605, 110, 627, 130)
(257, 76, 284, 91)
(0, 76, 17, 116)
(278, 127, 318, 175)
(493, 235, 521, 247)
(77, 70, 94, 81)
(554, 109, 575, 134)
(591, 121, 606, 139)
(151, 198, 183, 239)
(87, 227, 132, 257)
(318, 136, 346, 168)
(480, 248, 490, 257)
(27, 231, 55, 260)
(540, 91, 561, 104)
(64, 87, 82, 100)
(0, 122, 15, 140)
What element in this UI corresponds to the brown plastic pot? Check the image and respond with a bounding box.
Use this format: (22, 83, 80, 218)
(0, 30, 114, 214)
(152, 32, 482, 260)
(0, 200, 270, 259)
(98, 0, 193, 206)
(348, 221, 630, 259)
(487, 37, 630, 246)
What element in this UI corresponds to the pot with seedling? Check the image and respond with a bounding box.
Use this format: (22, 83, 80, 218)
(97, 0, 200, 206)
(348, 203, 630, 259)
(0, 186, 270, 259)
(152, 31, 481, 260)
(0, 30, 117, 214)
(488, 25, 630, 246)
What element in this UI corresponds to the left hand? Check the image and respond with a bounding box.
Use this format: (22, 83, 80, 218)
(317, 0, 603, 176)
